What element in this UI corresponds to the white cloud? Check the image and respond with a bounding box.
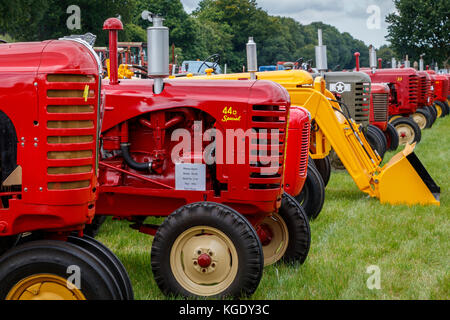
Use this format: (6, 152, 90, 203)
(179, 0, 397, 47)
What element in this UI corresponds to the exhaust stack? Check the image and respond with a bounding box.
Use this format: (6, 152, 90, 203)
(419, 55, 425, 71)
(391, 58, 397, 69)
(369, 45, 377, 73)
(103, 18, 124, 85)
(246, 37, 258, 80)
(354, 52, 360, 71)
(142, 11, 169, 94)
(315, 29, 328, 76)
(404, 55, 410, 68)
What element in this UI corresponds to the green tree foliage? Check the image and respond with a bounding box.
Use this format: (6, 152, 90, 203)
(377, 45, 396, 68)
(386, 0, 450, 68)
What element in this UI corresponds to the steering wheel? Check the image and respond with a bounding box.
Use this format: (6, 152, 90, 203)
(197, 54, 220, 74)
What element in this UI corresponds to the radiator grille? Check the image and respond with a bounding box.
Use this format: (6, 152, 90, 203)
(299, 122, 310, 177)
(249, 105, 287, 190)
(354, 82, 371, 125)
(44, 74, 98, 191)
(372, 93, 389, 123)
(408, 75, 419, 108)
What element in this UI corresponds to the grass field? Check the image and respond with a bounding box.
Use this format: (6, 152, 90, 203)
(97, 116, 449, 300)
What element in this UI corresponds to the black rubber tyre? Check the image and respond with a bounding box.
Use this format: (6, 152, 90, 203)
(0, 240, 123, 300)
(412, 108, 432, 129)
(68, 235, 134, 300)
(443, 101, 450, 116)
(365, 125, 386, 160)
(329, 149, 345, 171)
(83, 216, 107, 238)
(295, 163, 325, 220)
(383, 123, 399, 151)
(391, 117, 422, 145)
(425, 106, 437, 125)
(0, 235, 20, 256)
(151, 202, 263, 298)
(278, 193, 311, 263)
(435, 100, 449, 117)
(312, 156, 331, 187)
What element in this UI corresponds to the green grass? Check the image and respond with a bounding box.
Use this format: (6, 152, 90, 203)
(97, 116, 450, 300)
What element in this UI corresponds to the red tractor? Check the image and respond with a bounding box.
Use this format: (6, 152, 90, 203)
(360, 53, 422, 146)
(0, 38, 132, 300)
(91, 17, 311, 298)
(426, 70, 450, 117)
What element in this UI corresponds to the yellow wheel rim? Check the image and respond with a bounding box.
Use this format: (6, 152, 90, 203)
(259, 212, 289, 266)
(396, 124, 415, 145)
(412, 112, 427, 129)
(170, 226, 238, 296)
(388, 115, 402, 123)
(435, 105, 443, 118)
(6, 274, 86, 300)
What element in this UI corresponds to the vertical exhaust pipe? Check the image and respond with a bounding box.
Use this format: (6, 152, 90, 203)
(392, 58, 397, 69)
(354, 52, 360, 71)
(103, 18, 124, 85)
(404, 55, 410, 68)
(369, 45, 377, 74)
(246, 37, 258, 80)
(419, 54, 425, 71)
(315, 29, 328, 76)
(142, 11, 169, 94)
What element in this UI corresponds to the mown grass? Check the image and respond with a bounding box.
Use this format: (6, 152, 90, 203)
(97, 116, 449, 300)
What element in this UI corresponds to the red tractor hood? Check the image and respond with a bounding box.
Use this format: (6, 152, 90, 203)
(0, 40, 99, 75)
(101, 78, 291, 131)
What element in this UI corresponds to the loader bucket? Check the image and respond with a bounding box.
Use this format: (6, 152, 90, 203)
(377, 144, 440, 206)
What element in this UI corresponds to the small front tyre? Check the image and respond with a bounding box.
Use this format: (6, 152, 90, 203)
(151, 202, 264, 298)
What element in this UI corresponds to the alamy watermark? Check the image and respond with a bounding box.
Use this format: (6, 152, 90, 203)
(366, 5, 381, 30)
(366, 265, 381, 290)
(66, 5, 81, 30)
(66, 265, 81, 290)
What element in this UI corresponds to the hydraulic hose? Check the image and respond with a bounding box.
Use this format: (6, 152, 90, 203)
(120, 143, 153, 172)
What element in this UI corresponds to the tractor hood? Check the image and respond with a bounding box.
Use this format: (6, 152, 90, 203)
(0, 40, 99, 75)
(101, 78, 291, 131)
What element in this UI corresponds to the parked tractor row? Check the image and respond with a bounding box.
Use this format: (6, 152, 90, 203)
(0, 15, 443, 300)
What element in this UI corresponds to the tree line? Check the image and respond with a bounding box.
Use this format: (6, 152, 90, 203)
(0, 0, 447, 72)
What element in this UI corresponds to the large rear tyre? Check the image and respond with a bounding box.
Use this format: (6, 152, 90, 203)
(365, 125, 387, 160)
(312, 156, 331, 187)
(151, 202, 263, 298)
(0, 240, 123, 300)
(391, 117, 422, 145)
(384, 123, 399, 151)
(257, 193, 311, 266)
(68, 235, 134, 300)
(295, 163, 325, 220)
(412, 108, 432, 129)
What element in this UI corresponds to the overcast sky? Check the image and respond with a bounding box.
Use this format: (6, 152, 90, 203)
(180, 0, 397, 48)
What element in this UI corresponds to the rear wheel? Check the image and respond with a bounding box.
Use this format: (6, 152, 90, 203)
(312, 156, 331, 187)
(0, 240, 123, 300)
(67, 235, 134, 300)
(365, 125, 387, 160)
(151, 202, 263, 298)
(391, 117, 422, 145)
(295, 163, 325, 220)
(412, 108, 432, 129)
(384, 123, 399, 151)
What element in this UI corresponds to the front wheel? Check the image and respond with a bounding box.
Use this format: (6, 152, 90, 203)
(383, 123, 399, 151)
(151, 202, 263, 298)
(411, 108, 432, 129)
(391, 117, 422, 145)
(366, 125, 387, 160)
(312, 156, 331, 187)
